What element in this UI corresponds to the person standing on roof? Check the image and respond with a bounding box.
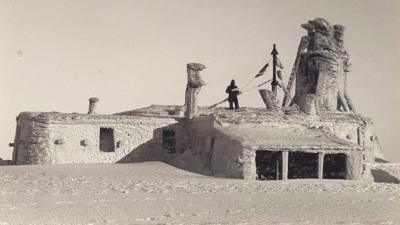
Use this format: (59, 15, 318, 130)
(226, 79, 241, 110)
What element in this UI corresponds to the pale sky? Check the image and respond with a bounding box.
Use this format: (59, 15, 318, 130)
(0, 0, 399, 161)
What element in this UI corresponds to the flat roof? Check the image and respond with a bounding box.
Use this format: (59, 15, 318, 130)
(18, 104, 370, 126)
(117, 104, 370, 124)
(216, 124, 362, 151)
(16, 111, 177, 124)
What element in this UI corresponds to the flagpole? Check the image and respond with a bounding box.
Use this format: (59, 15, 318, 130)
(271, 44, 279, 96)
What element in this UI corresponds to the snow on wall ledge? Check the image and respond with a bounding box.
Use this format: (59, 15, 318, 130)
(12, 112, 180, 164)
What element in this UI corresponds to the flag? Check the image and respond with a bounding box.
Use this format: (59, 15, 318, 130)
(277, 70, 283, 80)
(255, 63, 269, 78)
(277, 58, 284, 69)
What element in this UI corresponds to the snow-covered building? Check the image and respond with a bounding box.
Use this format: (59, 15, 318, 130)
(12, 105, 382, 181)
(10, 18, 384, 181)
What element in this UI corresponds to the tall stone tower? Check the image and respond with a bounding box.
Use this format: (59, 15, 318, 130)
(293, 18, 354, 113)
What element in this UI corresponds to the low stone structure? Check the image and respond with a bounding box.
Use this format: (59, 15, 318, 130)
(10, 18, 385, 181)
(12, 111, 184, 164)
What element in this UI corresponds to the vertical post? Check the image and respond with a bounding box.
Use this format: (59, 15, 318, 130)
(276, 160, 280, 180)
(271, 44, 279, 96)
(357, 127, 361, 145)
(185, 63, 206, 119)
(282, 151, 288, 181)
(318, 152, 324, 179)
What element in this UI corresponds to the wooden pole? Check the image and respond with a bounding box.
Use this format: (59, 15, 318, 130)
(282, 151, 288, 181)
(318, 152, 325, 179)
(271, 44, 279, 96)
(276, 159, 280, 180)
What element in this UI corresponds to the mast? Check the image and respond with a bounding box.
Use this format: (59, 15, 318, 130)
(271, 44, 279, 96)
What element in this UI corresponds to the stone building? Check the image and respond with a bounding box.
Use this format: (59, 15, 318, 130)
(118, 105, 381, 181)
(11, 18, 384, 181)
(12, 111, 184, 164)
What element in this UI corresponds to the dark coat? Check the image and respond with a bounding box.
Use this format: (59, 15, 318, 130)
(226, 84, 239, 101)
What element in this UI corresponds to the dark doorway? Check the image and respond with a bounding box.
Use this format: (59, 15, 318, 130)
(100, 128, 115, 152)
(323, 154, 346, 179)
(256, 150, 282, 180)
(162, 129, 176, 153)
(288, 152, 318, 179)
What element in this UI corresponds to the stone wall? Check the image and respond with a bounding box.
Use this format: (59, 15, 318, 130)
(12, 109, 375, 181)
(346, 150, 364, 180)
(13, 113, 181, 164)
(242, 148, 257, 180)
(320, 120, 360, 145)
(180, 116, 369, 181)
(211, 129, 244, 178)
(169, 116, 246, 179)
(318, 115, 383, 164)
(309, 116, 379, 179)
(215, 117, 369, 180)
(363, 123, 385, 162)
(13, 117, 50, 164)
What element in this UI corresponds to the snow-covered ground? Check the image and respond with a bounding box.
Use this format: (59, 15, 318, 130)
(0, 162, 399, 225)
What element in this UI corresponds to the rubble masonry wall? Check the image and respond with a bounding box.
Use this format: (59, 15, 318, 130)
(211, 130, 244, 178)
(13, 119, 50, 164)
(181, 116, 244, 179)
(13, 115, 179, 164)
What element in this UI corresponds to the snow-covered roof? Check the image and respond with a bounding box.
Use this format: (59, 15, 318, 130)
(18, 104, 370, 127)
(16, 111, 176, 124)
(216, 124, 362, 151)
(117, 105, 369, 124)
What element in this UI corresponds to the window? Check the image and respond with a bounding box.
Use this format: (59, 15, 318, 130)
(162, 129, 176, 153)
(256, 150, 282, 180)
(100, 128, 115, 152)
(323, 153, 346, 179)
(288, 152, 318, 179)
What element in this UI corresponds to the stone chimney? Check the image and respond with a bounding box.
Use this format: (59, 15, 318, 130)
(185, 63, 206, 119)
(88, 97, 99, 115)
